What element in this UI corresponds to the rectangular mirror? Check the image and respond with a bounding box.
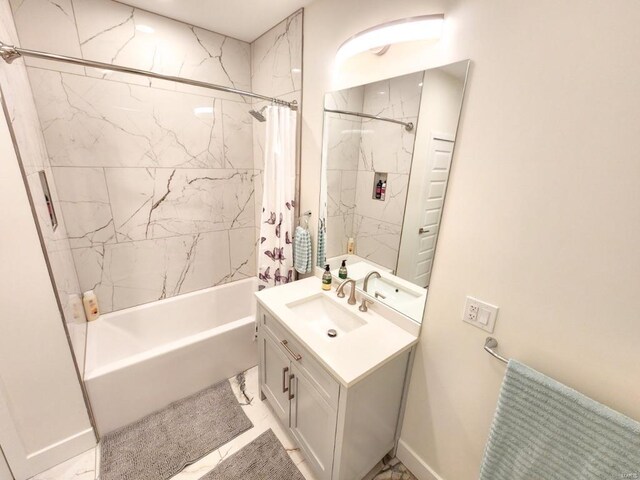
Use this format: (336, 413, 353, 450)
(317, 60, 470, 323)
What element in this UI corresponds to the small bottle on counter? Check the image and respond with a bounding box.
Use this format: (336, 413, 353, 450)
(322, 264, 333, 291)
(338, 259, 348, 279)
(82, 290, 100, 321)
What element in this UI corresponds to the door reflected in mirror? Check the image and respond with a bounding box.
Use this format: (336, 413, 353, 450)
(317, 60, 470, 323)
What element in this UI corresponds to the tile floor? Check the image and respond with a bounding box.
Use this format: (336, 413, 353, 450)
(30, 367, 416, 480)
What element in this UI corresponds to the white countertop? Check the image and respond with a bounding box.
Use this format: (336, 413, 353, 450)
(330, 261, 427, 321)
(255, 277, 419, 388)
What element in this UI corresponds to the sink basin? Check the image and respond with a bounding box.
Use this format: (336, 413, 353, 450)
(356, 277, 420, 305)
(286, 294, 367, 337)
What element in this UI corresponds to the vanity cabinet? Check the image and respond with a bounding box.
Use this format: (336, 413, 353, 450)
(261, 332, 292, 425)
(260, 310, 338, 479)
(257, 305, 412, 480)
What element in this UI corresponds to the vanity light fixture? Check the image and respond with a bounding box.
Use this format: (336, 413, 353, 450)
(336, 14, 444, 63)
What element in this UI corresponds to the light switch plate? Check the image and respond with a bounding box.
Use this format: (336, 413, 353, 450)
(463, 296, 499, 333)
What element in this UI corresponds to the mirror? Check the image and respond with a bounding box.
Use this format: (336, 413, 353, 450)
(317, 60, 470, 323)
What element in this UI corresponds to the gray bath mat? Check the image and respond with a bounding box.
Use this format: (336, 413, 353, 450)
(100, 380, 253, 480)
(199, 428, 305, 480)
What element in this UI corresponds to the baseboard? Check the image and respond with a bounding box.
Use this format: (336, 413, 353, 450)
(26, 427, 96, 477)
(396, 439, 445, 480)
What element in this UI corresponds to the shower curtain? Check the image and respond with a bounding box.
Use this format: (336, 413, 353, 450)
(258, 106, 297, 290)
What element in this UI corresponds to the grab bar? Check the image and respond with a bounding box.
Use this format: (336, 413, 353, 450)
(484, 337, 508, 364)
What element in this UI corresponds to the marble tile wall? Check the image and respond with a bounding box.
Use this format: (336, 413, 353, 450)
(0, 0, 87, 371)
(250, 10, 303, 268)
(323, 73, 423, 270)
(9, 0, 267, 313)
(323, 87, 363, 260)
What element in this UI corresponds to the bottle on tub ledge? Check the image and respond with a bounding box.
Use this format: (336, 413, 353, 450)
(347, 237, 355, 255)
(82, 290, 100, 321)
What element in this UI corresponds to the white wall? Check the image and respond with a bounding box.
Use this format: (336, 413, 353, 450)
(0, 97, 95, 478)
(301, 0, 640, 479)
(0, 449, 11, 480)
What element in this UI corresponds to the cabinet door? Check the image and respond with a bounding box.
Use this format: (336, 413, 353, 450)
(290, 364, 337, 480)
(261, 332, 291, 425)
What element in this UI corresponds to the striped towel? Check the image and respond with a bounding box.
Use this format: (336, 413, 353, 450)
(293, 226, 311, 274)
(480, 359, 640, 480)
(316, 218, 326, 268)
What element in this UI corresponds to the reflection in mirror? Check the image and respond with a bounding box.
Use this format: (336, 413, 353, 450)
(317, 60, 470, 323)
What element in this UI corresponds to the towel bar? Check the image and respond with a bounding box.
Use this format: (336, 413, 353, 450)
(484, 337, 508, 364)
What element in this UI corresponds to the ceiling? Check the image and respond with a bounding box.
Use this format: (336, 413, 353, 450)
(116, 0, 313, 42)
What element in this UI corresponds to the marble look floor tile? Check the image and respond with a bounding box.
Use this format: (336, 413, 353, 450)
(32, 367, 409, 480)
(29, 447, 96, 480)
(371, 459, 418, 480)
(170, 366, 317, 480)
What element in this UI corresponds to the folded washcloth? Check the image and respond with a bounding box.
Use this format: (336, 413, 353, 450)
(480, 359, 640, 480)
(294, 226, 312, 274)
(316, 218, 326, 268)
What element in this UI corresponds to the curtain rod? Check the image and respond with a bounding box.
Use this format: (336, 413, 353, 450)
(324, 108, 413, 131)
(0, 40, 297, 109)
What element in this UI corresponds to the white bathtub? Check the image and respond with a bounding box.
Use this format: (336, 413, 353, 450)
(84, 277, 258, 435)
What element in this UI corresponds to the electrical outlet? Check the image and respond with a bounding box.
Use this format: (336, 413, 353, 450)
(467, 303, 479, 322)
(463, 296, 499, 333)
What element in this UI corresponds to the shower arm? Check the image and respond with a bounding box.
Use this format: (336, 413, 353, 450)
(0, 40, 297, 110)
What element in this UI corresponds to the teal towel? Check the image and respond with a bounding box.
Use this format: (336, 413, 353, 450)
(293, 226, 311, 274)
(316, 218, 326, 267)
(480, 360, 640, 480)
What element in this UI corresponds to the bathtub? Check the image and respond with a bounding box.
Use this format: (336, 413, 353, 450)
(84, 277, 258, 435)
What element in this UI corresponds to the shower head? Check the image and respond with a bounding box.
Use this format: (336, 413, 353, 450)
(248, 106, 267, 122)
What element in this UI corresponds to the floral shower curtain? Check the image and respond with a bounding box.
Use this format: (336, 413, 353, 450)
(258, 106, 297, 290)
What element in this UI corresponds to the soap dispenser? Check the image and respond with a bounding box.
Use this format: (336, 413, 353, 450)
(338, 259, 348, 279)
(322, 264, 332, 291)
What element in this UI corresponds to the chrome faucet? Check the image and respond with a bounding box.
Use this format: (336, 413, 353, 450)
(336, 279, 357, 305)
(363, 271, 381, 292)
